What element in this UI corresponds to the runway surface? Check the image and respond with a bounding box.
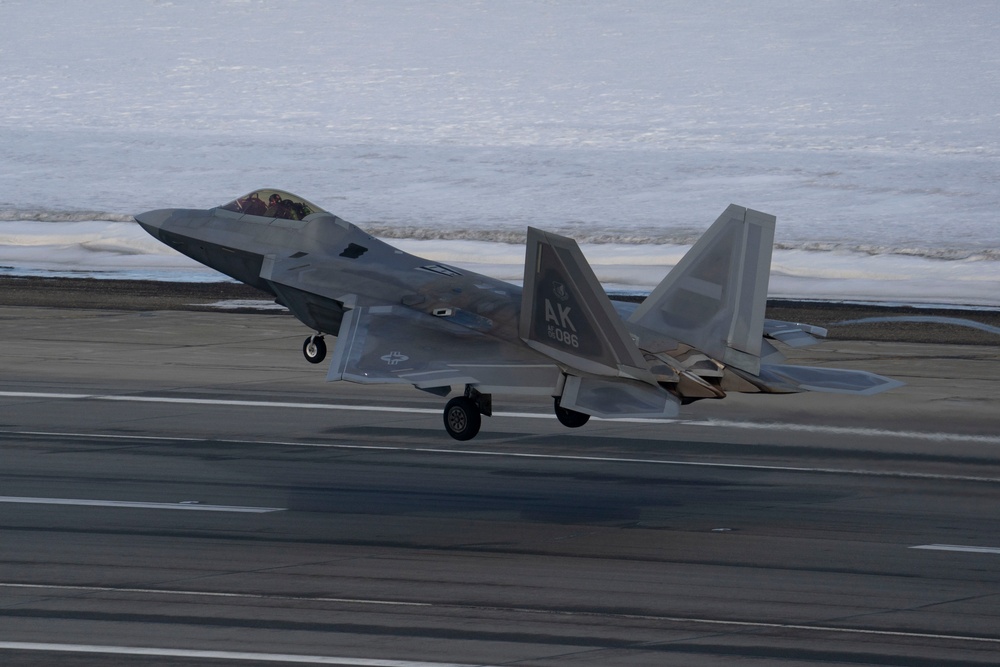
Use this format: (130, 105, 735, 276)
(1, 306, 999, 666)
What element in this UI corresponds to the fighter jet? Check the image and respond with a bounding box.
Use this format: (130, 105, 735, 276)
(136, 189, 901, 440)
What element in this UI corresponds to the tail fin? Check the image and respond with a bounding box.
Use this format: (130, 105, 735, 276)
(519, 227, 653, 383)
(629, 205, 775, 375)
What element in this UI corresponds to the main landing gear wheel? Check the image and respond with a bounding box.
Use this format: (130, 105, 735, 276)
(554, 397, 590, 428)
(443, 396, 482, 441)
(303, 335, 327, 364)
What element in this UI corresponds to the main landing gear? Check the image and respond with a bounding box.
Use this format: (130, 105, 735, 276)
(303, 335, 326, 364)
(442, 388, 593, 440)
(554, 397, 590, 428)
(443, 386, 492, 441)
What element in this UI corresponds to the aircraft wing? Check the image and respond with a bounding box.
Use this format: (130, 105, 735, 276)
(328, 305, 560, 395)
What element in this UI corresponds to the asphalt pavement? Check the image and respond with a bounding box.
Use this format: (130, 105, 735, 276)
(1, 306, 999, 666)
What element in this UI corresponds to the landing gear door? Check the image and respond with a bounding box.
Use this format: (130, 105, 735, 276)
(559, 375, 680, 420)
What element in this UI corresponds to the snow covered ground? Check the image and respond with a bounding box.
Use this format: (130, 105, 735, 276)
(1, 1, 997, 306)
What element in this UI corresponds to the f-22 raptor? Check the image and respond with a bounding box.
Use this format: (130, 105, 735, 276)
(136, 190, 900, 440)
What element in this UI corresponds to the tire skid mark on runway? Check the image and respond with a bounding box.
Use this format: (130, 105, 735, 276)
(1, 583, 998, 646)
(5, 390, 999, 443)
(6, 429, 1000, 484)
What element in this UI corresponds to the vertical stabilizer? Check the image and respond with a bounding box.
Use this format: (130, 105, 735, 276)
(520, 227, 653, 383)
(629, 205, 775, 375)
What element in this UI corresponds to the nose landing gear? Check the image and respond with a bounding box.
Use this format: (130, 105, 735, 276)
(303, 335, 327, 364)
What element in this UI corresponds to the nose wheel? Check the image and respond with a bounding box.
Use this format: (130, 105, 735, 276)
(303, 335, 327, 364)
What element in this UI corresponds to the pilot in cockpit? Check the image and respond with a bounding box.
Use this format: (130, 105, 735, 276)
(265, 193, 292, 219)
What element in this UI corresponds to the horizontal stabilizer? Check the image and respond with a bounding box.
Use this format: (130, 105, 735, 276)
(520, 227, 653, 383)
(764, 319, 828, 348)
(740, 364, 904, 396)
(559, 375, 680, 419)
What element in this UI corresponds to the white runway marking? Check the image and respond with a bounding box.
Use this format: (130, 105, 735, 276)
(0, 643, 484, 666)
(7, 430, 1000, 484)
(0, 496, 284, 513)
(911, 544, 1000, 555)
(2, 390, 997, 444)
(704, 419, 1000, 445)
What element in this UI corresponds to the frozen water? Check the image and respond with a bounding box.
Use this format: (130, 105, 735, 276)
(1, 1, 998, 306)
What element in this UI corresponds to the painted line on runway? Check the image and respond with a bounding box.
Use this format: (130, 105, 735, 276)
(0, 390, 447, 415)
(7, 429, 1000, 484)
(1, 583, 999, 647)
(0, 496, 284, 513)
(0, 390, 576, 421)
(0, 643, 483, 666)
(703, 419, 1000, 444)
(0, 582, 429, 606)
(2, 390, 996, 444)
(910, 544, 1000, 555)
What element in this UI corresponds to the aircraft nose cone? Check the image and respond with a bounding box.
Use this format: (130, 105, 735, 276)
(134, 209, 173, 238)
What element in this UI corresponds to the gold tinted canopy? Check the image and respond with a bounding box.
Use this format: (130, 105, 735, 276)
(219, 189, 327, 221)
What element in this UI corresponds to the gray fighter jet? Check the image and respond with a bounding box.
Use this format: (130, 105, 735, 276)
(136, 190, 901, 440)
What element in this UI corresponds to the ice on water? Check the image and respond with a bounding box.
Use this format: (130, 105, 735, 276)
(1, 1, 997, 306)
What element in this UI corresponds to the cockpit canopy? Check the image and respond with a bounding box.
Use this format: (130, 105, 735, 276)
(219, 189, 327, 221)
